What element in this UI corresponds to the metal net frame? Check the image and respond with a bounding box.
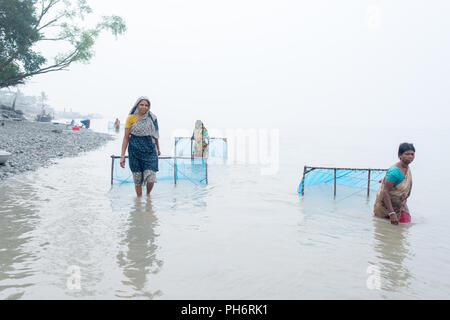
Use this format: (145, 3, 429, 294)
(174, 137, 227, 159)
(111, 155, 208, 185)
(298, 166, 387, 196)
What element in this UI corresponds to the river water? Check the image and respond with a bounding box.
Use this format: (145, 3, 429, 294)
(1, 119, 449, 299)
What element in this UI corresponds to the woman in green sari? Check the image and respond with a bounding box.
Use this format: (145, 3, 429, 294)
(191, 120, 209, 158)
(374, 143, 415, 225)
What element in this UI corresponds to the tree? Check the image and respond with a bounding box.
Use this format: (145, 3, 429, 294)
(0, 0, 126, 88)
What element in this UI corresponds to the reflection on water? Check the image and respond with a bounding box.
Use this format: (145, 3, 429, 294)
(115, 198, 163, 299)
(0, 179, 40, 299)
(372, 217, 413, 294)
(1, 120, 450, 299)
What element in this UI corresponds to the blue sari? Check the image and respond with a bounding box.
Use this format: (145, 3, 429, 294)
(128, 135, 158, 173)
(128, 111, 159, 173)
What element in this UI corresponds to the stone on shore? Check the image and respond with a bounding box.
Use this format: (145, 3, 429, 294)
(0, 120, 114, 180)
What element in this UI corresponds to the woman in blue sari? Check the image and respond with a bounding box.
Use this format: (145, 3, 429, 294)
(120, 97, 161, 196)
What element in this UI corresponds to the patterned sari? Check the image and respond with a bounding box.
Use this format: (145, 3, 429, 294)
(373, 167, 412, 220)
(192, 120, 209, 158)
(128, 111, 159, 185)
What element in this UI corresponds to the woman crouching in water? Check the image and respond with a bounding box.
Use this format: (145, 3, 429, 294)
(120, 97, 161, 196)
(374, 143, 415, 225)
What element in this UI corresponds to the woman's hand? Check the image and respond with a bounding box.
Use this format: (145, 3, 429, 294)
(120, 156, 125, 168)
(157, 148, 161, 156)
(389, 212, 399, 225)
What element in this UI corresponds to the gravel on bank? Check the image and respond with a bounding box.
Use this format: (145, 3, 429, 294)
(0, 120, 114, 180)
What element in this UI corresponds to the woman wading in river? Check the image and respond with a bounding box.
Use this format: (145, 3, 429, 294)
(120, 97, 160, 196)
(374, 143, 415, 225)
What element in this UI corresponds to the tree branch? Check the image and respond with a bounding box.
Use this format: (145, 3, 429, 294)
(0, 50, 79, 87)
(40, 36, 71, 41)
(0, 0, 63, 73)
(37, 13, 66, 32)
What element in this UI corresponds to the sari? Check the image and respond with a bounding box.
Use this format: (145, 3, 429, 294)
(373, 167, 412, 221)
(128, 110, 159, 185)
(192, 120, 209, 158)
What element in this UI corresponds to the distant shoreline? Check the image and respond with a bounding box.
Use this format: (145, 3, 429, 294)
(0, 120, 114, 180)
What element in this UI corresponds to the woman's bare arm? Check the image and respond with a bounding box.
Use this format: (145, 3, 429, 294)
(121, 128, 130, 157)
(154, 138, 161, 156)
(120, 128, 130, 168)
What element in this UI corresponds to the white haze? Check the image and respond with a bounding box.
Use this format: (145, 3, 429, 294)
(19, 0, 450, 130)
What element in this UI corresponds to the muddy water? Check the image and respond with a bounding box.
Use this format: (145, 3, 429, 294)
(1, 120, 449, 299)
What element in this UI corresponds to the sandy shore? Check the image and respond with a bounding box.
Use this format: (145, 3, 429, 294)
(0, 120, 113, 180)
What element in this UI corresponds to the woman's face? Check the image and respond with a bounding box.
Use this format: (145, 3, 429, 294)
(136, 100, 150, 114)
(399, 150, 415, 165)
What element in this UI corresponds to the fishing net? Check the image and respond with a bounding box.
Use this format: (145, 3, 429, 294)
(111, 156, 207, 185)
(298, 167, 387, 195)
(174, 137, 227, 159)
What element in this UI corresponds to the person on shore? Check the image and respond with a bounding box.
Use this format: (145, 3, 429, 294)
(114, 118, 120, 131)
(373, 143, 415, 225)
(80, 119, 90, 129)
(191, 120, 209, 158)
(120, 97, 161, 196)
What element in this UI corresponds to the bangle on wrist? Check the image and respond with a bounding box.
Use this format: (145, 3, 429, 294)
(389, 211, 396, 216)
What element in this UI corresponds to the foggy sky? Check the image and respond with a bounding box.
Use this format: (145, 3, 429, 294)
(19, 0, 450, 130)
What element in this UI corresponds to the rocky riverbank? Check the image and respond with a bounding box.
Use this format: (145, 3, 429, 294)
(0, 120, 114, 180)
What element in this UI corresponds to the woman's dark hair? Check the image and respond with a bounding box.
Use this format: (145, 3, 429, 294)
(129, 98, 151, 115)
(398, 142, 415, 156)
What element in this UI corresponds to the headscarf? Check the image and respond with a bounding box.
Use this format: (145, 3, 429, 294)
(128, 96, 159, 138)
(129, 96, 151, 115)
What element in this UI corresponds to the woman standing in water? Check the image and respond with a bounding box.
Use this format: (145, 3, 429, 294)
(120, 97, 161, 196)
(114, 118, 121, 131)
(191, 120, 209, 158)
(374, 143, 415, 224)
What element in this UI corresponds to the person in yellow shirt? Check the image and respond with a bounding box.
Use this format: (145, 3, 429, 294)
(120, 96, 161, 196)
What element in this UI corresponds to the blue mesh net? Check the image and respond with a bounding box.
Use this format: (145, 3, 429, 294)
(174, 137, 227, 159)
(111, 156, 207, 185)
(298, 168, 387, 194)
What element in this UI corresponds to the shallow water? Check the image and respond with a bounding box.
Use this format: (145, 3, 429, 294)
(1, 119, 449, 299)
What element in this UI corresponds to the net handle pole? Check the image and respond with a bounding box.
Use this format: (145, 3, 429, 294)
(174, 157, 177, 185)
(301, 166, 306, 196)
(334, 168, 337, 197)
(367, 169, 371, 197)
(224, 138, 228, 159)
(111, 156, 114, 185)
(174, 138, 177, 157)
(174, 138, 178, 185)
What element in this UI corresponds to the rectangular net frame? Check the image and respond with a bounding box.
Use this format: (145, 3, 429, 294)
(174, 137, 228, 159)
(110, 155, 208, 185)
(299, 166, 387, 197)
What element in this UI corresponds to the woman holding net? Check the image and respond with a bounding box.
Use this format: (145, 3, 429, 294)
(373, 143, 415, 224)
(120, 96, 161, 196)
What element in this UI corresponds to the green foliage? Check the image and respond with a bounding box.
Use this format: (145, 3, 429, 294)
(0, 0, 126, 88)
